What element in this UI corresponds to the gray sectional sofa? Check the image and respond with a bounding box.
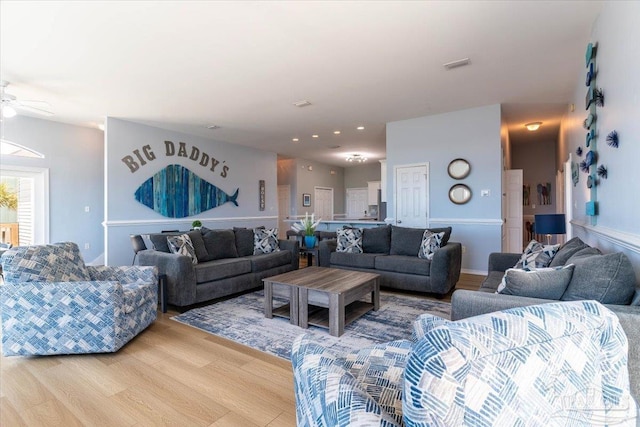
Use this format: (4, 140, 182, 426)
(138, 228, 299, 308)
(451, 236, 640, 401)
(318, 225, 462, 296)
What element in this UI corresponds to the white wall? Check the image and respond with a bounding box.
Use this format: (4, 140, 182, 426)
(1, 116, 104, 262)
(291, 158, 345, 216)
(561, 1, 640, 279)
(386, 104, 503, 273)
(104, 118, 279, 265)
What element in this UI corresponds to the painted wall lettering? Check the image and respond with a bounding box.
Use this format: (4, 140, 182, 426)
(163, 140, 229, 177)
(124, 140, 230, 178)
(121, 144, 156, 173)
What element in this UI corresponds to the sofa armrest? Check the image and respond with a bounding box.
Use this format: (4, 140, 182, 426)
(87, 265, 158, 285)
(487, 252, 521, 272)
(291, 334, 403, 427)
(318, 239, 337, 267)
(138, 249, 196, 307)
(0, 281, 123, 356)
(278, 239, 300, 271)
(429, 242, 462, 295)
(450, 289, 554, 321)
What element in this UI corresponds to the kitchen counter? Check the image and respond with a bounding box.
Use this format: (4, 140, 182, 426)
(284, 219, 387, 232)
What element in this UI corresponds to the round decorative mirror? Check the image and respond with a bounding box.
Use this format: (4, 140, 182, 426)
(447, 158, 471, 179)
(449, 184, 472, 204)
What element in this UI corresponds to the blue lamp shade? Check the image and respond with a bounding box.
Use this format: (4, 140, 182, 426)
(534, 214, 567, 235)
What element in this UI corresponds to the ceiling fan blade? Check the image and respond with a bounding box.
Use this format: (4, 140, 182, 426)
(19, 100, 52, 109)
(16, 103, 54, 116)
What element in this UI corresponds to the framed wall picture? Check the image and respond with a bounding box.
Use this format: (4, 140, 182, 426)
(302, 193, 311, 207)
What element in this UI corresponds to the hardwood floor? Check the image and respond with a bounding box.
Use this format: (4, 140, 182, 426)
(0, 264, 484, 427)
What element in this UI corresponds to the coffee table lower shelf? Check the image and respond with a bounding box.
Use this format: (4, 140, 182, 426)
(306, 300, 374, 330)
(272, 303, 293, 321)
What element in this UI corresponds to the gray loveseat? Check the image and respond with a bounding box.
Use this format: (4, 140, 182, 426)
(138, 228, 299, 308)
(318, 225, 462, 296)
(451, 236, 640, 402)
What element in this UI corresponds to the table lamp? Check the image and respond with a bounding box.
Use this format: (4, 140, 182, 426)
(534, 214, 566, 245)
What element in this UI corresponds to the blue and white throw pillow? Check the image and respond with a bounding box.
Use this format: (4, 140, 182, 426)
(418, 230, 445, 260)
(253, 227, 280, 254)
(167, 234, 198, 265)
(514, 240, 560, 269)
(336, 227, 363, 253)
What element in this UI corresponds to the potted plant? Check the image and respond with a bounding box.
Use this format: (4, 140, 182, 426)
(291, 212, 321, 248)
(192, 220, 202, 230)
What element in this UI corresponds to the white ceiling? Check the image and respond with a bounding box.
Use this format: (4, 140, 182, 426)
(0, 1, 602, 166)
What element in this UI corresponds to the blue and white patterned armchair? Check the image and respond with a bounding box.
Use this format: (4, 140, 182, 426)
(0, 242, 158, 356)
(292, 301, 637, 426)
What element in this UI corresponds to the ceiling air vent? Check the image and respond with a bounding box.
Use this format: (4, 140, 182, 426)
(293, 100, 312, 107)
(443, 58, 471, 70)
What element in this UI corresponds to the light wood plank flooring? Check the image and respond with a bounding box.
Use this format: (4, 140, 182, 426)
(1, 264, 483, 427)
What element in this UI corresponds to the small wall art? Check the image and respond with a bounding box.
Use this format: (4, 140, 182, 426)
(536, 182, 551, 205)
(303, 193, 311, 207)
(523, 184, 531, 206)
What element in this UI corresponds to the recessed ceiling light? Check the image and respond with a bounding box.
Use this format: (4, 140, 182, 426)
(292, 138, 299, 142)
(293, 100, 312, 107)
(525, 122, 542, 131)
(333, 130, 341, 135)
(356, 126, 364, 130)
(443, 58, 471, 70)
(206, 125, 220, 130)
(312, 134, 319, 138)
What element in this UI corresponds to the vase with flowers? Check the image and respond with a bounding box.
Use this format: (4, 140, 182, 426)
(291, 212, 322, 248)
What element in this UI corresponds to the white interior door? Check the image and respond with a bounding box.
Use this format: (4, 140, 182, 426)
(564, 154, 573, 240)
(346, 188, 368, 219)
(277, 185, 290, 239)
(314, 187, 334, 221)
(503, 169, 523, 252)
(394, 164, 428, 228)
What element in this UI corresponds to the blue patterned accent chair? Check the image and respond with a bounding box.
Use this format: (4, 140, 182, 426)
(0, 242, 158, 356)
(292, 301, 637, 426)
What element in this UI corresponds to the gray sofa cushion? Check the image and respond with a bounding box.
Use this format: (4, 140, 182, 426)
(549, 237, 589, 267)
(194, 258, 252, 283)
(375, 255, 431, 276)
(390, 226, 424, 256)
(202, 229, 239, 260)
(565, 246, 602, 262)
(330, 252, 378, 269)
(234, 227, 255, 257)
(561, 252, 636, 304)
(248, 251, 292, 271)
(480, 271, 504, 292)
(389, 226, 453, 256)
(362, 225, 391, 254)
(149, 232, 181, 253)
(499, 265, 575, 299)
(187, 230, 209, 262)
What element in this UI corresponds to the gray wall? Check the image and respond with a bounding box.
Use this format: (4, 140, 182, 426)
(561, 1, 640, 279)
(386, 104, 503, 273)
(289, 158, 345, 217)
(1, 115, 104, 262)
(105, 118, 279, 265)
(512, 139, 558, 216)
(344, 162, 381, 189)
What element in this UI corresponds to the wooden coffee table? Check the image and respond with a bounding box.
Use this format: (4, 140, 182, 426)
(263, 267, 380, 337)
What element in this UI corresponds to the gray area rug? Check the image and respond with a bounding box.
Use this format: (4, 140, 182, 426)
(172, 290, 451, 360)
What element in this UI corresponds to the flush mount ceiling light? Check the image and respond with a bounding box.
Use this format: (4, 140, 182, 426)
(443, 58, 471, 70)
(346, 154, 367, 163)
(525, 122, 543, 131)
(293, 100, 312, 107)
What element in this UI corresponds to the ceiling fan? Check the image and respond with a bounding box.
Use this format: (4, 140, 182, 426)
(1, 80, 54, 119)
